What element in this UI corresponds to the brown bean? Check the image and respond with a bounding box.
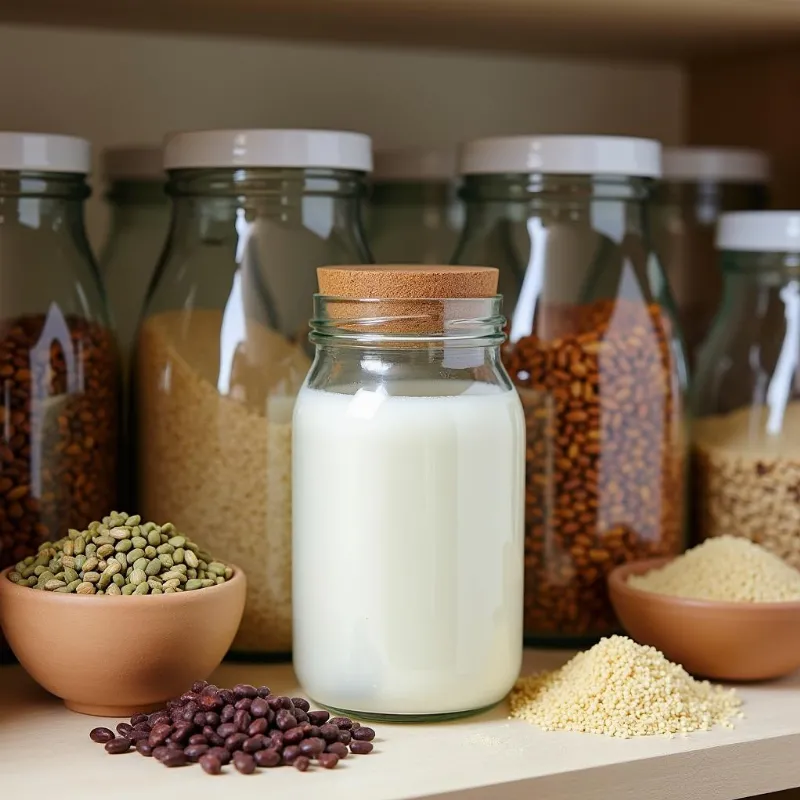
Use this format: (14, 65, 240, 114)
(233, 752, 256, 774)
(183, 744, 209, 761)
(317, 752, 339, 769)
(326, 742, 348, 759)
(104, 737, 132, 754)
(350, 741, 374, 755)
(199, 754, 222, 775)
(254, 748, 281, 768)
(352, 726, 375, 741)
(89, 727, 114, 743)
(294, 755, 310, 772)
(161, 751, 189, 768)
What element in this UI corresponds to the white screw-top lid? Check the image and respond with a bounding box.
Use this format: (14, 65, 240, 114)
(163, 129, 373, 172)
(459, 135, 661, 178)
(373, 148, 457, 181)
(663, 147, 770, 183)
(0, 133, 90, 174)
(104, 146, 164, 181)
(717, 211, 800, 252)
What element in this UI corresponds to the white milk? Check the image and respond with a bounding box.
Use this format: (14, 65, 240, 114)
(292, 380, 525, 717)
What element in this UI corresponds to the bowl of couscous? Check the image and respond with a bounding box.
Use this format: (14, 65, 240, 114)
(608, 536, 800, 681)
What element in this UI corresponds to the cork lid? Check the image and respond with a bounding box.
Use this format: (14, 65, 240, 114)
(317, 265, 498, 299)
(315, 265, 500, 339)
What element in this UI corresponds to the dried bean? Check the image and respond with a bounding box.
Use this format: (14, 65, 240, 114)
(326, 742, 349, 759)
(330, 716, 353, 729)
(283, 726, 305, 745)
(250, 697, 268, 717)
(291, 697, 310, 712)
(319, 724, 340, 743)
(183, 743, 209, 762)
(254, 748, 281, 768)
(89, 727, 115, 743)
(247, 717, 268, 737)
(350, 741, 374, 755)
(281, 745, 301, 764)
(105, 737, 132, 754)
(162, 751, 189, 768)
(207, 746, 231, 765)
(233, 752, 255, 774)
(318, 752, 339, 769)
(308, 710, 330, 725)
(199, 754, 222, 775)
(136, 741, 154, 757)
(353, 726, 375, 741)
(501, 299, 685, 639)
(294, 755, 310, 772)
(338, 731, 351, 745)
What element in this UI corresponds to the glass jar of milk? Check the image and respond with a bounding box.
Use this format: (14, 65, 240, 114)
(293, 264, 525, 721)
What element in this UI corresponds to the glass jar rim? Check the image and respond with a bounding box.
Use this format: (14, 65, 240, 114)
(309, 294, 506, 347)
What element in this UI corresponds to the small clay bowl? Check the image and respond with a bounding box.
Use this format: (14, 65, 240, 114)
(609, 558, 800, 681)
(0, 564, 246, 716)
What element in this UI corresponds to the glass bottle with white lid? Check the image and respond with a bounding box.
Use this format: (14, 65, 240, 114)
(293, 264, 524, 720)
(136, 129, 372, 659)
(0, 133, 119, 659)
(651, 147, 770, 368)
(99, 146, 170, 375)
(367, 148, 464, 263)
(694, 211, 800, 566)
(453, 135, 688, 646)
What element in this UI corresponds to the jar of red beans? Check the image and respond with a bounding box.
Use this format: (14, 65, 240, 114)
(452, 135, 688, 645)
(0, 134, 119, 659)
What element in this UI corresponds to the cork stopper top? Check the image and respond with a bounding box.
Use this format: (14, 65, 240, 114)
(317, 265, 499, 299)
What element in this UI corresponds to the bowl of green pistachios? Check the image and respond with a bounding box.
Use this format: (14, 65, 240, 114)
(0, 511, 246, 717)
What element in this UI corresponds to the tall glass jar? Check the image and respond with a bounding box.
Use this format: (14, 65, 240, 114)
(293, 265, 524, 720)
(0, 133, 119, 660)
(651, 147, 769, 369)
(136, 129, 372, 660)
(453, 135, 688, 645)
(694, 211, 800, 566)
(367, 148, 463, 264)
(99, 146, 170, 376)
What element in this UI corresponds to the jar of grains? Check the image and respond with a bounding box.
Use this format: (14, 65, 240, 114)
(694, 211, 800, 567)
(650, 147, 769, 369)
(0, 133, 119, 660)
(452, 135, 689, 645)
(99, 146, 170, 377)
(136, 129, 373, 659)
(293, 265, 524, 719)
(367, 148, 464, 264)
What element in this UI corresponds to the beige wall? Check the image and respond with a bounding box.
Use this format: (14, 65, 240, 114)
(0, 23, 684, 247)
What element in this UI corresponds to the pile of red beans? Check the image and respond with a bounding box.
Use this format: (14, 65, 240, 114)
(89, 681, 376, 774)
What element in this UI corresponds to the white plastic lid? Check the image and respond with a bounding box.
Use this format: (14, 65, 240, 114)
(717, 211, 800, 252)
(104, 146, 164, 181)
(459, 135, 661, 178)
(373, 148, 457, 182)
(163, 129, 373, 172)
(663, 147, 770, 184)
(0, 133, 90, 174)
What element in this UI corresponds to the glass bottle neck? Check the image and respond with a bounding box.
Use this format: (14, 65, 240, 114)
(166, 167, 369, 252)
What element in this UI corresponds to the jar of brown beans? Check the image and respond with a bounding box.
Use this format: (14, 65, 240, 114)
(0, 134, 119, 660)
(452, 134, 688, 645)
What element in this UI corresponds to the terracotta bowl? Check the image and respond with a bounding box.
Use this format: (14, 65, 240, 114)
(0, 564, 246, 716)
(608, 558, 800, 681)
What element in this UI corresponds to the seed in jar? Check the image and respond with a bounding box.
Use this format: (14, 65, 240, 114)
(628, 536, 800, 602)
(509, 636, 741, 738)
(5, 512, 232, 594)
(501, 300, 685, 639)
(90, 685, 374, 774)
(694, 404, 800, 569)
(0, 315, 118, 657)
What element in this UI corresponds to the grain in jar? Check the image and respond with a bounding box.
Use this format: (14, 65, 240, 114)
(694, 212, 800, 566)
(0, 134, 119, 659)
(136, 129, 372, 658)
(453, 135, 688, 644)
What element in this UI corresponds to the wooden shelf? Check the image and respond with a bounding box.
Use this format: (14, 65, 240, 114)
(1, 0, 800, 58)
(3, 648, 800, 800)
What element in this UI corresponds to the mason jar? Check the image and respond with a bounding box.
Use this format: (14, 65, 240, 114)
(0, 133, 119, 659)
(453, 135, 688, 645)
(99, 146, 170, 375)
(293, 265, 524, 720)
(651, 147, 769, 368)
(367, 148, 463, 264)
(136, 129, 372, 659)
(694, 211, 800, 567)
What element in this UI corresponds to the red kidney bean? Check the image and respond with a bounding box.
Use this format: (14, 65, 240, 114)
(318, 752, 339, 769)
(283, 726, 305, 745)
(233, 752, 256, 774)
(206, 746, 232, 765)
(216, 722, 238, 739)
(326, 742, 349, 759)
(192, 680, 208, 694)
(307, 710, 330, 726)
(350, 741, 374, 755)
(275, 710, 297, 731)
(218, 689, 235, 705)
(116, 722, 134, 737)
(254, 748, 281, 768)
(281, 745, 301, 764)
(199, 754, 222, 775)
(104, 737, 132, 754)
(148, 723, 172, 747)
(248, 717, 268, 737)
(188, 734, 207, 746)
(234, 709, 252, 732)
(294, 756, 310, 772)
(291, 697, 310, 712)
(184, 744, 209, 762)
(242, 736, 264, 754)
(220, 705, 235, 723)
(338, 731, 352, 746)
(319, 724, 340, 743)
(162, 751, 189, 768)
(299, 737, 325, 756)
(224, 733, 248, 753)
(203, 726, 225, 747)
(250, 697, 269, 718)
(353, 726, 375, 741)
(130, 713, 149, 726)
(330, 716, 353, 729)
(89, 727, 115, 743)
(136, 741, 154, 757)
(257, 686, 271, 698)
(234, 697, 252, 711)
(204, 712, 220, 727)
